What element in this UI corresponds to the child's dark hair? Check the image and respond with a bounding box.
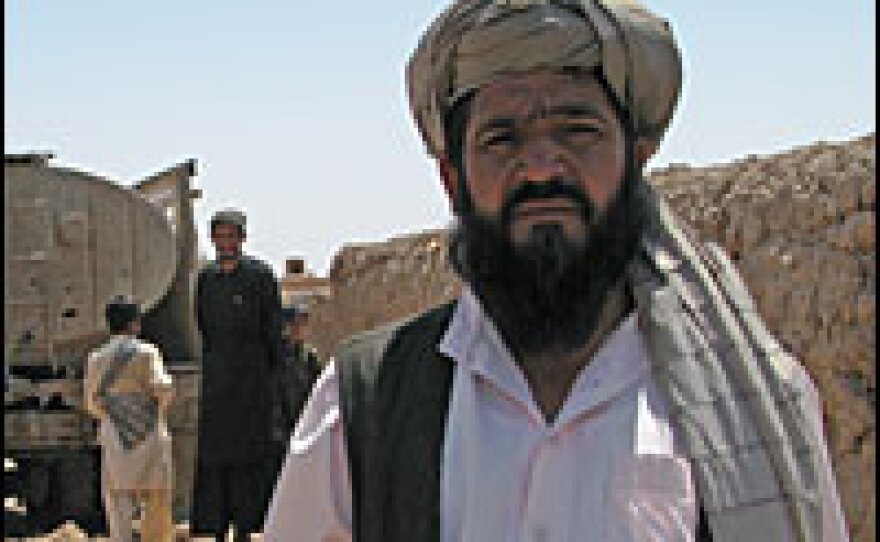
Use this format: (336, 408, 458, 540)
(105, 296, 140, 333)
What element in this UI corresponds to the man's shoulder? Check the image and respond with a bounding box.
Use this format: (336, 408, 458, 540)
(337, 302, 456, 358)
(132, 338, 161, 357)
(87, 337, 159, 363)
(89, 337, 120, 357)
(197, 260, 220, 277)
(239, 255, 275, 277)
(334, 302, 457, 388)
(86, 341, 111, 363)
(197, 256, 275, 278)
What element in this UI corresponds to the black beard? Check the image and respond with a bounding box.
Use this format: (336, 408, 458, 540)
(216, 251, 241, 263)
(449, 175, 644, 358)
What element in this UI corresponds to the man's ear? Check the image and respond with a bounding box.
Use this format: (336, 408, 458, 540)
(437, 156, 460, 214)
(634, 137, 658, 168)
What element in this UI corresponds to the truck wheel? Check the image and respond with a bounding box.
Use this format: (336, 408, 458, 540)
(21, 459, 63, 534)
(57, 451, 105, 535)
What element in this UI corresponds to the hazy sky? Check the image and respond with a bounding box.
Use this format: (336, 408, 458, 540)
(6, 1, 875, 276)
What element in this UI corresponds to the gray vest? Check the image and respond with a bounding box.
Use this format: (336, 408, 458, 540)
(337, 182, 823, 542)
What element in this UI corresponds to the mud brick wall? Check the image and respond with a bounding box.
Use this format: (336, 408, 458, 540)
(309, 133, 875, 541)
(310, 231, 461, 356)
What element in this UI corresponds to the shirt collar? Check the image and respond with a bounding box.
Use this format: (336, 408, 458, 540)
(439, 286, 650, 429)
(440, 288, 532, 403)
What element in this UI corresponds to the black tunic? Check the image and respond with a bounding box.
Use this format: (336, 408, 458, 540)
(194, 255, 283, 465)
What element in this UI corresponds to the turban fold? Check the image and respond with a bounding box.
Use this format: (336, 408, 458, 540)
(210, 208, 247, 232)
(406, 0, 683, 158)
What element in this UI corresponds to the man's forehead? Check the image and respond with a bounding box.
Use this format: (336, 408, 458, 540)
(211, 223, 243, 235)
(469, 70, 613, 121)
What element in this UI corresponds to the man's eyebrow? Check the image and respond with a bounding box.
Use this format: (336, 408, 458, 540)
(473, 104, 606, 137)
(542, 103, 606, 119)
(473, 117, 517, 137)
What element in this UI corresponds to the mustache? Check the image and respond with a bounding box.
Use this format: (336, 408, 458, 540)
(216, 251, 241, 262)
(500, 180, 595, 227)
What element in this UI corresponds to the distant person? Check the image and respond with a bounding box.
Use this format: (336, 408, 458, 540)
(278, 303, 322, 432)
(84, 295, 174, 542)
(266, 303, 323, 493)
(191, 209, 284, 541)
(265, 1, 849, 540)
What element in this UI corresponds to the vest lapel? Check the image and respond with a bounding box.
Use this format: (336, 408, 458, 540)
(382, 318, 455, 542)
(338, 304, 456, 542)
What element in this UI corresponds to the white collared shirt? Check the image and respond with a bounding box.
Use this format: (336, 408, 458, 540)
(264, 290, 848, 541)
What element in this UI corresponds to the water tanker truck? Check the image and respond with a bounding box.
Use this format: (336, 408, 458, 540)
(4, 153, 202, 535)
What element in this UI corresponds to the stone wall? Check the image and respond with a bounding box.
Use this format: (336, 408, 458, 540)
(309, 232, 460, 357)
(308, 133, 875, 541)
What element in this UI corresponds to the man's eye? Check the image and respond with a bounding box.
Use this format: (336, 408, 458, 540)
(562, 124, 601, 136)
(481, 132, 516, 149)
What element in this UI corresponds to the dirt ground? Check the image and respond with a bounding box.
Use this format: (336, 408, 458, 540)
(3, 521, 264, 541)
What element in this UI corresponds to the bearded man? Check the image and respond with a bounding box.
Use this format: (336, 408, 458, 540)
(265, 2, 849, 541)
(191, 209, 285, 541)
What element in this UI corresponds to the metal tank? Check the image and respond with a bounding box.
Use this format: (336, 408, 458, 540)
(4, 153, 202, 535)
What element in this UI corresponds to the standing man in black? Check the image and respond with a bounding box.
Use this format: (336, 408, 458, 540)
(191, 209, 284, 541)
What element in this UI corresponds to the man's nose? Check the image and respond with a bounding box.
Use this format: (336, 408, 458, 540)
(515, 141, 566, 183)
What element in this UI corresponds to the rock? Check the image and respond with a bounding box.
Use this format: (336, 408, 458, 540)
(47, 521, 88, 541)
